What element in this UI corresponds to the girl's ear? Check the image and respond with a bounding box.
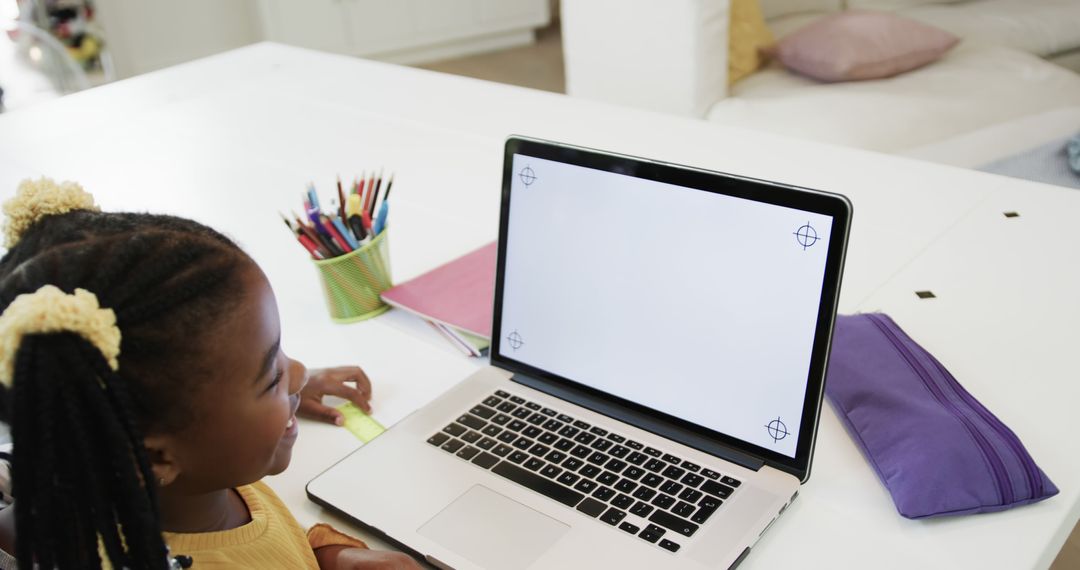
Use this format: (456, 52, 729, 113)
(143, 434, 182, 488)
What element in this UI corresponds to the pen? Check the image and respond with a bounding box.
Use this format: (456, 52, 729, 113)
(331, 216, 359, 250)
(280, 212, 296, 234)
(346, 193, 362, 217)
(344, 194, 365, 240)
(336, 176, 347, 221)
(382, 174, 394, 203)
(358, 182, 368, 220)
(283, 212, 330, 259)
(373, 200, 389, 236)
(285, 171, 393, 261)
(308, 208, 325, 231)
(362, 181, 374, 221)
(297, 234, 324, 259)
(322, 216, 353, 253)
(361, 208, 373, 234)
(309, 213, 344, 257)
(296, 220, 334, 258)
(369, 168, 383, 220)
(348, 214, 367, 241)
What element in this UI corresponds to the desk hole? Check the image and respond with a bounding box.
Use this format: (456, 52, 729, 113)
(1004, 212, 1020, 218)
(915, 291, 936, 299)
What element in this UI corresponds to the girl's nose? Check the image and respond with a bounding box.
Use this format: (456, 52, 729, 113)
(286, 356, 308, 395)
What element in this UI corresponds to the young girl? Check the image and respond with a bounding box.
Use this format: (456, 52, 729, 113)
(0, 179, 422, 569)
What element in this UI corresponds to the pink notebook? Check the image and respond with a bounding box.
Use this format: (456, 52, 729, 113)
(380, 242, 496, 339)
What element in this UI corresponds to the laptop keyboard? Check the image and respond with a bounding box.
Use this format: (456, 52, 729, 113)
(426, 390, 742, 554)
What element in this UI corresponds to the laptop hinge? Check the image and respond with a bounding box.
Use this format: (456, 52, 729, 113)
(512, 373, 765, 473)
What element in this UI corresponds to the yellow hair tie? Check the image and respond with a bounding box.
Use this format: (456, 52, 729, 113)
(0, 285, 121, 387)
(2, 177, 100, 248)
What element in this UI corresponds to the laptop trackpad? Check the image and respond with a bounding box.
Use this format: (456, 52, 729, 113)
(418, 485, 569, 570)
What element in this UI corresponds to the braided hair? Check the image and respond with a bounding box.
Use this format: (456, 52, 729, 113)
(0, 209, 251, 569)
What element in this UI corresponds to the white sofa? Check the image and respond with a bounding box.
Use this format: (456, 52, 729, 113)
(561, 0, 1080, 163)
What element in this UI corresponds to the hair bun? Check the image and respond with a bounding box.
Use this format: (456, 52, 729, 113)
(3, 177, 100, 248)
(0, 285, 120, 387)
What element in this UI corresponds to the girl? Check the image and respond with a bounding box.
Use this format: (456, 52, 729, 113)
(0, 178, 421, 569)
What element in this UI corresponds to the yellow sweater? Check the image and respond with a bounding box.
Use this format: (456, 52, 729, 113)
(163, 481, 366, 569)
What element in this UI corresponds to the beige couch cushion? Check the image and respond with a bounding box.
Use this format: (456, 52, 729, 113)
(846, 0, 964, 10)
(901, 107, 1080, 168)
(901, 0, 1080, 57)
(706, 43, 1080, 153)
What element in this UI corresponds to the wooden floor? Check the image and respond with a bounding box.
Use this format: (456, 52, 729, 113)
(411, 23, 1080, 570)
(416, 24, 565, 94)
(1052, 521, 1080, 569)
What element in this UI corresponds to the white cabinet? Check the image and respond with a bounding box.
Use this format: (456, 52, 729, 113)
(259, 0, 550, 64)
(92, 0, 550, 80)
(95, 0, 261, 78)
(256, 1, 353, 55)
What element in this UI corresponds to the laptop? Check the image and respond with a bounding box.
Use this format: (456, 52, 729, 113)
(308, 136, 852, 569)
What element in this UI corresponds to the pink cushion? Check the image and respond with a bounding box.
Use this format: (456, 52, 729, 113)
(772, 10, 960, 82)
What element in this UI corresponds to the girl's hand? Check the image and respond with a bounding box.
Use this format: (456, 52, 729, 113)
(315, 546, 422, 569)
(297, 366, 373, 425)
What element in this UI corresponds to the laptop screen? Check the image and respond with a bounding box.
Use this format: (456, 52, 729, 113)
(496, 152, 836, 460)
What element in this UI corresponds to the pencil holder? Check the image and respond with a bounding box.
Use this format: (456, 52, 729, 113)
(312, 230, 392, 323)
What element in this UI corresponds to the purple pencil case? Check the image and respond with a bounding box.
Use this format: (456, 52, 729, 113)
(825, 313, 1057, 519)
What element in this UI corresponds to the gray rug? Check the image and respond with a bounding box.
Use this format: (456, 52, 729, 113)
(979, 135, 1080, 189)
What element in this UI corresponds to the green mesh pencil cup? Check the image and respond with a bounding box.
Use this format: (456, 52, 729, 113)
(312, 230, 392, 323)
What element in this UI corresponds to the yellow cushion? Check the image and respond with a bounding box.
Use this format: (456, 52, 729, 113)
(729, 0, 775, 85)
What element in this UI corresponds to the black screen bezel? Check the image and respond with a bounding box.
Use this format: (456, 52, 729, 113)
(491, 136, 852, 481)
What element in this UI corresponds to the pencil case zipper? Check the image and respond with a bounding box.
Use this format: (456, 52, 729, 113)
(866, 313, 1035, 506)
(923, 348, 1043, 499)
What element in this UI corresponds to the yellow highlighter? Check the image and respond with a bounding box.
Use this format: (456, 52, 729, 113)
(336, 402, 386, 443)
(346, 193, 363, 217)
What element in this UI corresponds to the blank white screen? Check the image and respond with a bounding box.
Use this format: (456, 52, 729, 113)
(499, 155, 833, 457)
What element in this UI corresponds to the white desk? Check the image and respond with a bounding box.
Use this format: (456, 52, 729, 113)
(0, 43, 1076, 569)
